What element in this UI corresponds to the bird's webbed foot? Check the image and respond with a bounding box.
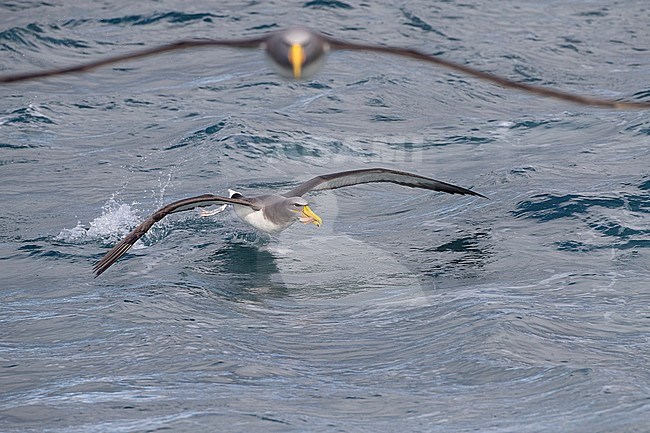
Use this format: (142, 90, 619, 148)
(198, 204, 228, 217)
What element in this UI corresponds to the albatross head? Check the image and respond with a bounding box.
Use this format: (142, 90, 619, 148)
(264, 27, 330, 79)
(287, 197, 322, 227)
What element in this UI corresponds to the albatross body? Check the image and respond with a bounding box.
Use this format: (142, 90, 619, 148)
(2, 27, 648, 109)
(93, 167, 486, 277)
(230, 194, 322, 234)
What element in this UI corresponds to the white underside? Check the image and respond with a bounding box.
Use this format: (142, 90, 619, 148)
(233, 204, 293, 234)
(198, 189, 295, 234)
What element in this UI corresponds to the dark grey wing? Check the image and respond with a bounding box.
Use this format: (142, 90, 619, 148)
(0, 36, 267, 83)
(93, 194, 258, 277)
(284, 168, 486, 198)
(323, 37, 650, 110)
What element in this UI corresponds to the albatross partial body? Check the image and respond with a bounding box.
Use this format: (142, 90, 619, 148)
(231, 194, 321, 234)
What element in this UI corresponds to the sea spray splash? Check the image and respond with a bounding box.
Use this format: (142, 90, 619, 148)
(56, 198, 141, 245)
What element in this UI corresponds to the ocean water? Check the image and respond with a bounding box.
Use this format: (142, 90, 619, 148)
(1, 1, 649, 432)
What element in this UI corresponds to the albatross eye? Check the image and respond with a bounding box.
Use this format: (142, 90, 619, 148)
(294, 203, 302, 207)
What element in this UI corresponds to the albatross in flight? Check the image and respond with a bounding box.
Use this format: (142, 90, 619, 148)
(93, 167, 486, 277)
(1, 27, 648, 110)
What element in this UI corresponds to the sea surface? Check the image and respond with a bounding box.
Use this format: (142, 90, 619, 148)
(1, 1, 649, 432)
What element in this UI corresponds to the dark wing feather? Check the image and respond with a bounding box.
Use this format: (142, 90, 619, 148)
(93, 194, 258, 277)
(283, 168, 486, 198)
(0, 37, 267, 83)
(324, 37, 650, 110)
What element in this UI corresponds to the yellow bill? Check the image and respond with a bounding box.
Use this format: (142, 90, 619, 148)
(299, 205, 322, 227)
(288, 43, 305, 79)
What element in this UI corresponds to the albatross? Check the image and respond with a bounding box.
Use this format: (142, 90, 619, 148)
(93, 167, 486, 277)
(1, 27, 648, 110)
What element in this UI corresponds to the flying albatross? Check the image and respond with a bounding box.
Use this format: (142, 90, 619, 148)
(1, 27, 648, 110)
(92, 167, 486, 277)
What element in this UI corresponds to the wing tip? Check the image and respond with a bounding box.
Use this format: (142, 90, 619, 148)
(469, 189, 489, 199)
(92, 240, 136, 277)
(92, 256, 115, 278)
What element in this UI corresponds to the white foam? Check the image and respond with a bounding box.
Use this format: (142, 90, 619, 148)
(56, 199, 141, 244)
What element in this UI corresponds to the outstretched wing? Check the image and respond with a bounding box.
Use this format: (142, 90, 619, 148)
(93, 194, 258, 277)
(2, 26, 648, 110)
(324, 37, 650, 110)
(0, 37, 266, 83)
(283, 168, 487, 199)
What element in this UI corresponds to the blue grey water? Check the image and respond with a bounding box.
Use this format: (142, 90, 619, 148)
(1, 1, 649, 432)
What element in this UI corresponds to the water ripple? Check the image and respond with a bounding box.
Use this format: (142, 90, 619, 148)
(0, 23, 89, 50)
(99, 12, 224, 27)
(303, 0, 353, 10)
